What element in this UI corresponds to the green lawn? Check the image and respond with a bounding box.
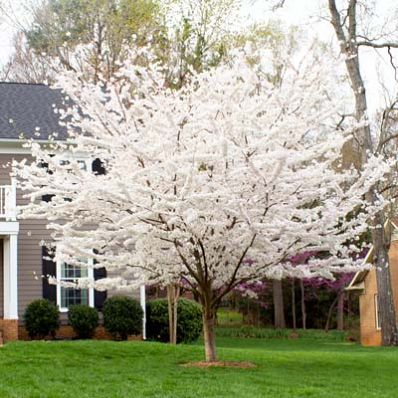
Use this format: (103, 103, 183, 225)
(216, 308, 244, 327)
(0, 336, 396, 397)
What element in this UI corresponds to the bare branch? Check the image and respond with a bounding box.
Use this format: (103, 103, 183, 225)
(357, 41, 398, 49)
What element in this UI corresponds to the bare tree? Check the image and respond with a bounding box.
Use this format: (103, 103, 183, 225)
(327, 0, 398, 346)
(1, 32, 53, 83)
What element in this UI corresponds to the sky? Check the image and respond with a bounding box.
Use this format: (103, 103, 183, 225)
(0, 0, 398, 111)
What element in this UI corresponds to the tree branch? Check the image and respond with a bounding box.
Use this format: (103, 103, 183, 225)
(357, 41, 398, 49)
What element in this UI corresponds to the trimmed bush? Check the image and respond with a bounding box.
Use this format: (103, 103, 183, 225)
(103, 296, 143, 340)
(146, 298, 202, 343)
(68, 305, 99, 339)
(24, 299, 60, 339)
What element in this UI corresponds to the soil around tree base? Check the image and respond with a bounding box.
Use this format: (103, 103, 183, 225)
(181, 361, 256, 369)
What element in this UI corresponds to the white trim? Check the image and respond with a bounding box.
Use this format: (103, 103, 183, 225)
(0, 182, 17, 221)
(3, 234, 18, 319)
(345, 281, 365, 291)
(0, 140, 87, 157)
(346, 247, 373, 291)
(0, 139, 67, 154)
(0, 138, 63, 144)
(0, 146, 32, 155)
(57, 153, 92, 168)
(56, 258, 94, 313)
(6, 178, 17, 221)
(0, 222, 19, 235)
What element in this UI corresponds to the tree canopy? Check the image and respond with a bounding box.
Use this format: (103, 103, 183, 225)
(14, 44, 393, 361)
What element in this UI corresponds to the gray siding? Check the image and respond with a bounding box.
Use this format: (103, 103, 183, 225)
(0, 153, 139, 319)
(0, 154, 50, 317)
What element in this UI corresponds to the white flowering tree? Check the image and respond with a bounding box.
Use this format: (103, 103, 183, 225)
(15, 47, 392, 362)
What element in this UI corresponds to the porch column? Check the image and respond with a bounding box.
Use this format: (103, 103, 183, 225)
(4, 234, 18, 319)
(140, 285, 146, 340)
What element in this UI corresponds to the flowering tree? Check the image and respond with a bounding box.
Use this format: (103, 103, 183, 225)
(15, 47, 392, 362)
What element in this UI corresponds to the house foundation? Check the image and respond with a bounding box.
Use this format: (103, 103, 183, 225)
(0, 319, 18, 341)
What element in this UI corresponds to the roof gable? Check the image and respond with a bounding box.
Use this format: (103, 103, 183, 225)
(346, 219, 398, 291)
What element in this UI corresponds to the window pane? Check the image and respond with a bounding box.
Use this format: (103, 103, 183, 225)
(61, 263, 88, 278)
(61, 287, 89, 308)
(59, 261, 90, 309)
(77, 160, 87, 171)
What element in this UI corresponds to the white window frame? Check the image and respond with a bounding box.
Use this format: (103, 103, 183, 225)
(374, 294, 381, 330)
(52, 154, 94, 312)
(58, 154, 92, 173)
(56, 258, 95, 313)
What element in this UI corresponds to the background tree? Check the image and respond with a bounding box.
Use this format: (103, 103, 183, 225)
(0, 32, 51, 83)
(1, 0, 240, 85)
(272, 280, 286, 328)
(268, 0, 398, 347)
(162, 0, 240, 88)
(326, 0, 398, 346)
(1, 0, 165, 83)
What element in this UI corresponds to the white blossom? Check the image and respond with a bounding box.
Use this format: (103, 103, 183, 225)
(14, 46, 391, 306)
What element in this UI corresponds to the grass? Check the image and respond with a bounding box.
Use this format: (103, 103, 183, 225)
(216, 308, 244, 327)
(216, 326, 349, 340)
(0, 336, 397, 397)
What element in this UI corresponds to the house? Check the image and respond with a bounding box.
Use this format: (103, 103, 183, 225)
(347, 220, 398, 346)
(0, 82, 145, 341)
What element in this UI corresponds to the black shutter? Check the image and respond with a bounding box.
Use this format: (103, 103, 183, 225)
(39, 161, 55, 203)
(92, 158, 106, 175)
(94, 265, 107, 310)
(42, 246, 56, 304)
(42, 194, 55, 203)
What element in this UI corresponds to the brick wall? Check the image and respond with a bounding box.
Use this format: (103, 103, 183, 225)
(359, 268, 381, 346)
(360, 240, 398, 346)
(18, 325, 142, 341)
(389, 241, 398, 315)
(0, 319, 19, 341)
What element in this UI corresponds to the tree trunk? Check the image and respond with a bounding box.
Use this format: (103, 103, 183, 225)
(300, 279, 306, 330)
(291, 278, 297, 330)
(337, 291, 345, 331)
(328, 0, 398, 346)
(166, 284, 180, 345)
(202, 305, 217, 362)
(273, 279, 286, 328)
(325, 295, 339, 332)
(374, 224, 398, 345)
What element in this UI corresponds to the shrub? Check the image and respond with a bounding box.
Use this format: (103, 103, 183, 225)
(68, 305, 99, 339)
(146, 298, 202, 343)
(24, 299, 60, 339)
(215, 326, 349, 341)
(103, 296, 143, 340)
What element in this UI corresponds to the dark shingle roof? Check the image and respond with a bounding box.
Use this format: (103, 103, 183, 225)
(0, 82, 68, 140)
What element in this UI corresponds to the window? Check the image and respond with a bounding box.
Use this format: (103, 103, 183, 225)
(374, 294, 381, 330)
(57, 259, 94, 312)
(40, 156, 90, 203)
(59, 158, 89, 171)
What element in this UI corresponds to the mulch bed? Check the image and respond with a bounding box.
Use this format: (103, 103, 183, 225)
(181, 361, 256, 369)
